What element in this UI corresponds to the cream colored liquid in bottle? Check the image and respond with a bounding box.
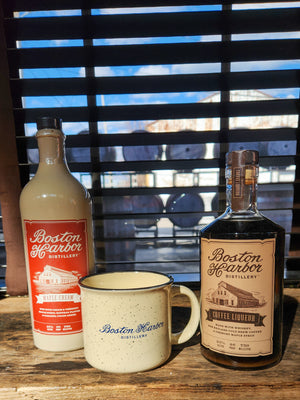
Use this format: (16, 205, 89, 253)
(20, 117, 95, 351)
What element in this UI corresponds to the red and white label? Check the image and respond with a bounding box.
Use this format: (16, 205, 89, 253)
(24, 219, 89, 335)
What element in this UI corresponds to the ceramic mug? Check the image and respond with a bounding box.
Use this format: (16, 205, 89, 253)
(79, 271, 200, 373)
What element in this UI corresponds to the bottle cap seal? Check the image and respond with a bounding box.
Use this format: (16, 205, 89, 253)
(36, 117, 62, 130)
(226, 150, 259, 167)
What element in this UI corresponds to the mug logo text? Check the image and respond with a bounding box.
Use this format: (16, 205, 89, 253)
(99, 321, 164, 336)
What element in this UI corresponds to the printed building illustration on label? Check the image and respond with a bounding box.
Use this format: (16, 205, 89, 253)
(210, 281, 261, 308)
(36, 265, 78, 286)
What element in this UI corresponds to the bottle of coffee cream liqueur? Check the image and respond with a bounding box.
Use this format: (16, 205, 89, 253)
(20, 117, 95, 351)
(200, 150, 284, 369)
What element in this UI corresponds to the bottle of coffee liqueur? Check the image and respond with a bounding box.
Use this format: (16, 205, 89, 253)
(200, 150, 284, 369)
(20, 117, 95, 352)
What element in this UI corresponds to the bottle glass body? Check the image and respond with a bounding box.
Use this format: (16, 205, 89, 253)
(200, 151, 284, 369)
(20, 121, 95, 351)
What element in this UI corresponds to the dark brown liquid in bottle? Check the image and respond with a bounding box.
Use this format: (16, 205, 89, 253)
(200, 215, 284, 369)
(200, 150, 284, 369)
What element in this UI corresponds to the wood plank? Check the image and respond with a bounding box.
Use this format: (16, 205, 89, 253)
(0, 289, 299, 400)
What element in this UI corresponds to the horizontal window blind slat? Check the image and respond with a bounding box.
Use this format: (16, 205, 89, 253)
(96, 187, 222, 197)
(97, 213, 295, 227)
(61, 127, 300, 147)
(23, 155, 297, 174)
(90, 182, 297, 197)
(25, 159, 221, 173)
(5, 9, 300, 40)
(4, 0, 299, 14)
(8, 39, 300, 69)
(13, 99, 300, 123)
(11, 70, 300, 97)
(17, 128, 299, 148)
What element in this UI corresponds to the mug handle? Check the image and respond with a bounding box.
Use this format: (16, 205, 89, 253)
(171, 285, 200, 345)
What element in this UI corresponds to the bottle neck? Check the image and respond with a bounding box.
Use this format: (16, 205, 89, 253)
(36, 128, 68, 170)
(226, 163, 258, 214)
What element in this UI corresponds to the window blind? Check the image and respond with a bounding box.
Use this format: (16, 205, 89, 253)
(1, 0, 300, 287)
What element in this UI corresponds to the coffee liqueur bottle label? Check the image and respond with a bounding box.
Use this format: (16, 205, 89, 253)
(201, 238, 275, 357)
(24, 219, 89, 335)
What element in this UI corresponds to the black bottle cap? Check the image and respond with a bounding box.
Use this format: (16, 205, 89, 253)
(36, 117, 62, 130)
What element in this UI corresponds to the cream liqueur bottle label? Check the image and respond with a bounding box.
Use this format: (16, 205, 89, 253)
(24, 219, 89, 335)
(201, 238, 275, 357)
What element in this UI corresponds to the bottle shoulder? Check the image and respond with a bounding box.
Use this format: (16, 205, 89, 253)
(201, 210, 285, 238)
(20, 169, 91, 217)
(21, 169, 88, 198)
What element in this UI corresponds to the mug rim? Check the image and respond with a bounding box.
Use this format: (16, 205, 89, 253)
(79, 270, 174, 292)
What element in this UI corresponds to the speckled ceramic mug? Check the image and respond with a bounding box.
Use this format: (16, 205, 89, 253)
(79, 271, 200, 373)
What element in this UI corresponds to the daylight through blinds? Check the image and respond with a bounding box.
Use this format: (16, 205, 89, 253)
(1, 0, 299, 285)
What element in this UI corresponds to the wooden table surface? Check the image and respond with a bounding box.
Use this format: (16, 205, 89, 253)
(0, 289, 299, 400)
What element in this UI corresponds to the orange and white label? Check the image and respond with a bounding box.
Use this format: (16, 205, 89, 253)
(24, 220, 89, 335)
(201, 238, 275, 357)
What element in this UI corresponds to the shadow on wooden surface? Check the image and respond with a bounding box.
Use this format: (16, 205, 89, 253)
(282, 294, 298, 355)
